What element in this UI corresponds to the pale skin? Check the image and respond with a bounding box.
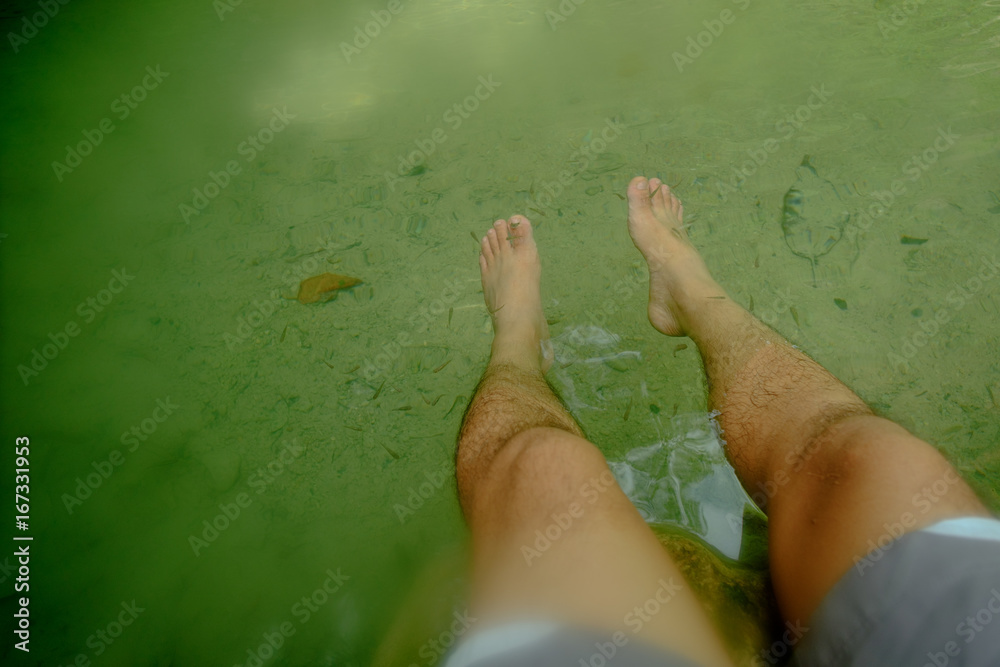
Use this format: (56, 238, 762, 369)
(455, 175, 991, 665)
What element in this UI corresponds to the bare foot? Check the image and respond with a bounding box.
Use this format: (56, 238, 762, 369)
(479, 215, 553, 372)
(626, 176, 726, 336)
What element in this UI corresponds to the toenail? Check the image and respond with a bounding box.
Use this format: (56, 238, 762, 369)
(637, 181, 647, 190)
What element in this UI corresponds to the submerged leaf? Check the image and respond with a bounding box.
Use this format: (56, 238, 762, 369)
(781, 156, 850, 286)
(297, 273, 362, 304)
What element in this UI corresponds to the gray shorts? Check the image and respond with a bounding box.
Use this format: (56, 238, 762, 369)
(442, 517, 1000, 667)
(791, 516, 1000, 667)
(440, 619, 703, 667)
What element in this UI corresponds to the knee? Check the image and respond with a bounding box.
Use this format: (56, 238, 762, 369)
(780, 411, 882, 478)
(784, 415, 957, 500)
(476, 427, 617, 514)
(500, 427, 604, 479)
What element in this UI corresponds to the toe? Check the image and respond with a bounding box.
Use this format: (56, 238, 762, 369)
(487, 225, 501, 255)
(494, 219, 510, 253)
(661, 184, 682, 217)
(627, 176, 652, 212)
(481, 234, 493, 262)
(479, 253, 488, 273)
(508, 215, 534, 244)
(671, 193, 682, 217)
(651, 182, 669, 217)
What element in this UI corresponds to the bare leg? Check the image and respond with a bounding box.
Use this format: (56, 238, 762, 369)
(456, 216, 733, 667)
(456, 216, 577, 512)
(625, 175, 991, 623)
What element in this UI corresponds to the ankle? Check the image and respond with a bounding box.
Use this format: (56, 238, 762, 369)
(669, 278, 727, 312)
(488, 345, 544, 377)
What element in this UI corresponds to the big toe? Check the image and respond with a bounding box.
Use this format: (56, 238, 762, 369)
(508, 215, 536, 249)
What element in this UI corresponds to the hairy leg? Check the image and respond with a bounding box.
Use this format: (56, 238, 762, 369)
(455, 215, 734, 666)
(455, 215, 579, 513)
(625, 175, 990, 623)
(456, 360, 583, 514)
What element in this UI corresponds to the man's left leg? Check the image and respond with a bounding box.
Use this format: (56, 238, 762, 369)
(454, 216, 733, 667)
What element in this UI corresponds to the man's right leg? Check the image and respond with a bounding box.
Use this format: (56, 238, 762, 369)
(625, 175, 991, 624)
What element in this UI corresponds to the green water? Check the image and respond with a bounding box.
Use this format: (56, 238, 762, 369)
(2, 0, 999, 664)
